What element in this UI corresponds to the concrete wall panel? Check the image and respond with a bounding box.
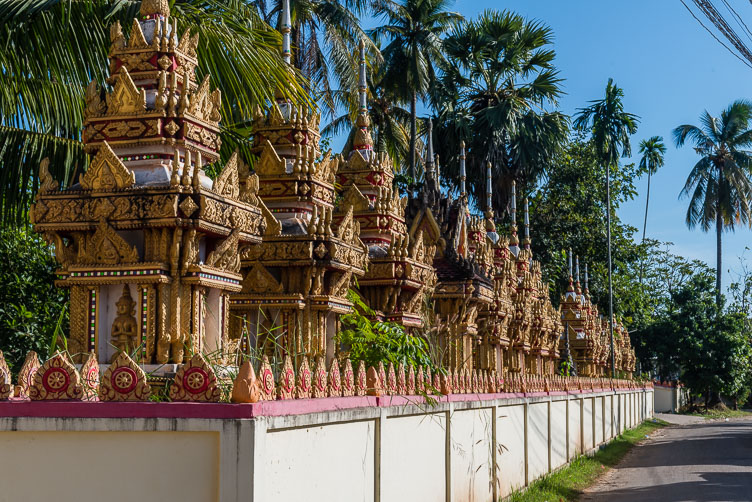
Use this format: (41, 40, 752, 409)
(550, 400, 567, 470)
(594, 396, 603, 445)
(0, 431, 219, 502)
(497, 404, 526, 498)
(265, 421, 375, 502)
(450, 408, 494, 502)
(604, 395, 613, 440)
(527, 402, 549, 481)
(583, 398, 594, 451)
(382, 413, 446, 502)
(568, 398, 582, 457)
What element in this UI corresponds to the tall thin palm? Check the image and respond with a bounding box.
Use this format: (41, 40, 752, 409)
(674, 100, 752, 308)
(574, 78, 639, 377)
(323, 75, 412, 166)
(432, 10, 567, 210)
(371, 0, 462, 180)
(0, 0, 307, 225)
(638, 136, 666, 243)
(260, 0, 374, 116)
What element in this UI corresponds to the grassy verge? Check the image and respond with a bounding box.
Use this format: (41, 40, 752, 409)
(685, 409, 752, 420)
(505, 419, 668, 502)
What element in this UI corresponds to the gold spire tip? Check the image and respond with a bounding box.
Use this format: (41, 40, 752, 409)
(140, 0, 170, 17)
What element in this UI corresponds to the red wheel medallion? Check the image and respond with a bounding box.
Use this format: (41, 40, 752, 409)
(111, 367, 138, 393)
(42, 368, 69, 393)
(183, 367, 209, 395)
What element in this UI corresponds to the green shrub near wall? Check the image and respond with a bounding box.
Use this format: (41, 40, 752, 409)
(0, 226, 68, 375)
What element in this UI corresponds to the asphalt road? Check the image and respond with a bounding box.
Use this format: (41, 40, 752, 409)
(581, 414, 752, 502)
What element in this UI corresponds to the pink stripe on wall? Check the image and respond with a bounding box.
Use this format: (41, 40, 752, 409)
(0, 388, 639, 420)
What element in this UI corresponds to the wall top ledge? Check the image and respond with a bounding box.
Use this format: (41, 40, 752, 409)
(0, 388, 649, 420)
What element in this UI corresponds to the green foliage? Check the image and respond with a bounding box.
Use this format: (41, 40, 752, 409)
(336, 289, 435, 370)
(433, 9, 567, 208)
(527, 134, 647, 322)
(674, 99, 752, 307)
(0, 226, 68, 375)
(634, 266, 752, 404)
(0, 0, 308, 225)
(574, 78, 640, 169)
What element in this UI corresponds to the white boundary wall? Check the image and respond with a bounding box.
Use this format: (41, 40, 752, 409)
(654, 384, 688, 413)
(0, 389, 653, 502)
(257, 389, 653, 501)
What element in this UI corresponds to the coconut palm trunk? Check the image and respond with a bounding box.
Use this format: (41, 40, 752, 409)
(410, 91, 417, 180)
(638, 170, 651, 284)
(716, 203, 723, 309)
(642, 171, 651, 244)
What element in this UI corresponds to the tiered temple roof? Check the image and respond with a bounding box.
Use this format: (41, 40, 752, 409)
(28, 0, 636, 385)
(337, 40, 437, 327)
(229, 0, 367, 360)
(32, 0, 265, 366)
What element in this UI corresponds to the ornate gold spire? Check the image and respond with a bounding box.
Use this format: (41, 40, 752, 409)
(140, 0, 170, 17)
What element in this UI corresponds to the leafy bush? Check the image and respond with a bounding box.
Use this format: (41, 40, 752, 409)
(0, 226, 68, 375)
(336, 289, 435, 371)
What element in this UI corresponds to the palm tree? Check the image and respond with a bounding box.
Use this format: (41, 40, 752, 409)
(432, 10, 567, 211)
(0, 0, 307, 225)
(370, 0, 462, 180)
(323, 73, 413, 167)
(638, 136, 667, 244)
(574, 78, 639, 377)
(674, 100, 752, 308)
(258, 0, 374, 116)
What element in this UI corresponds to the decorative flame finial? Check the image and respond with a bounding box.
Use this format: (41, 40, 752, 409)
(523, 197, 530, 249)
(352, 37, 373, 154)
(575, 255, 581, 294)
(358, 38, 367, 113)
(281, 0, 292, 66)
(584, 263, 590, 294)
(140, 0, 170, 17)
(509, 180, 519, 249)
(425, 119, 434, 178)
(567, 248, 574, 293)
(486, 162, 493, 214)
(459, 140, 466, 198)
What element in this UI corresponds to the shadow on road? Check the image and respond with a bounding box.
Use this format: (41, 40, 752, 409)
(582, 420, 752, 502)
(583, 472, 752, 502)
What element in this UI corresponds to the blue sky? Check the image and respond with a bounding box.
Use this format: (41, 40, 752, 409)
(354, 0, 752, 290)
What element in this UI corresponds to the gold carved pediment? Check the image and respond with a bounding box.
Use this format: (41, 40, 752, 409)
(186, 75, 221, 124)
(81, 219, 139, 265)
(79, 141, 135, 191)
(255, 141, 286, 176)
(339, 184, 370, 213)
(206, 229, 241, 273)
(214, 150, 240, 199)
(241, 263, 283, 294)
(127, 18, 149, 49)
(107, 67, 146, 116)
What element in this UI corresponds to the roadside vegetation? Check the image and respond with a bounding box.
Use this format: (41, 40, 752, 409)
(505, 419, 668, 502)
(683, 406, 752, 420)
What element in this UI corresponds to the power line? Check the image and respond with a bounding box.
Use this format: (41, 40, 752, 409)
(680, 0, 752, 69)
(694, 0, 752, 60)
